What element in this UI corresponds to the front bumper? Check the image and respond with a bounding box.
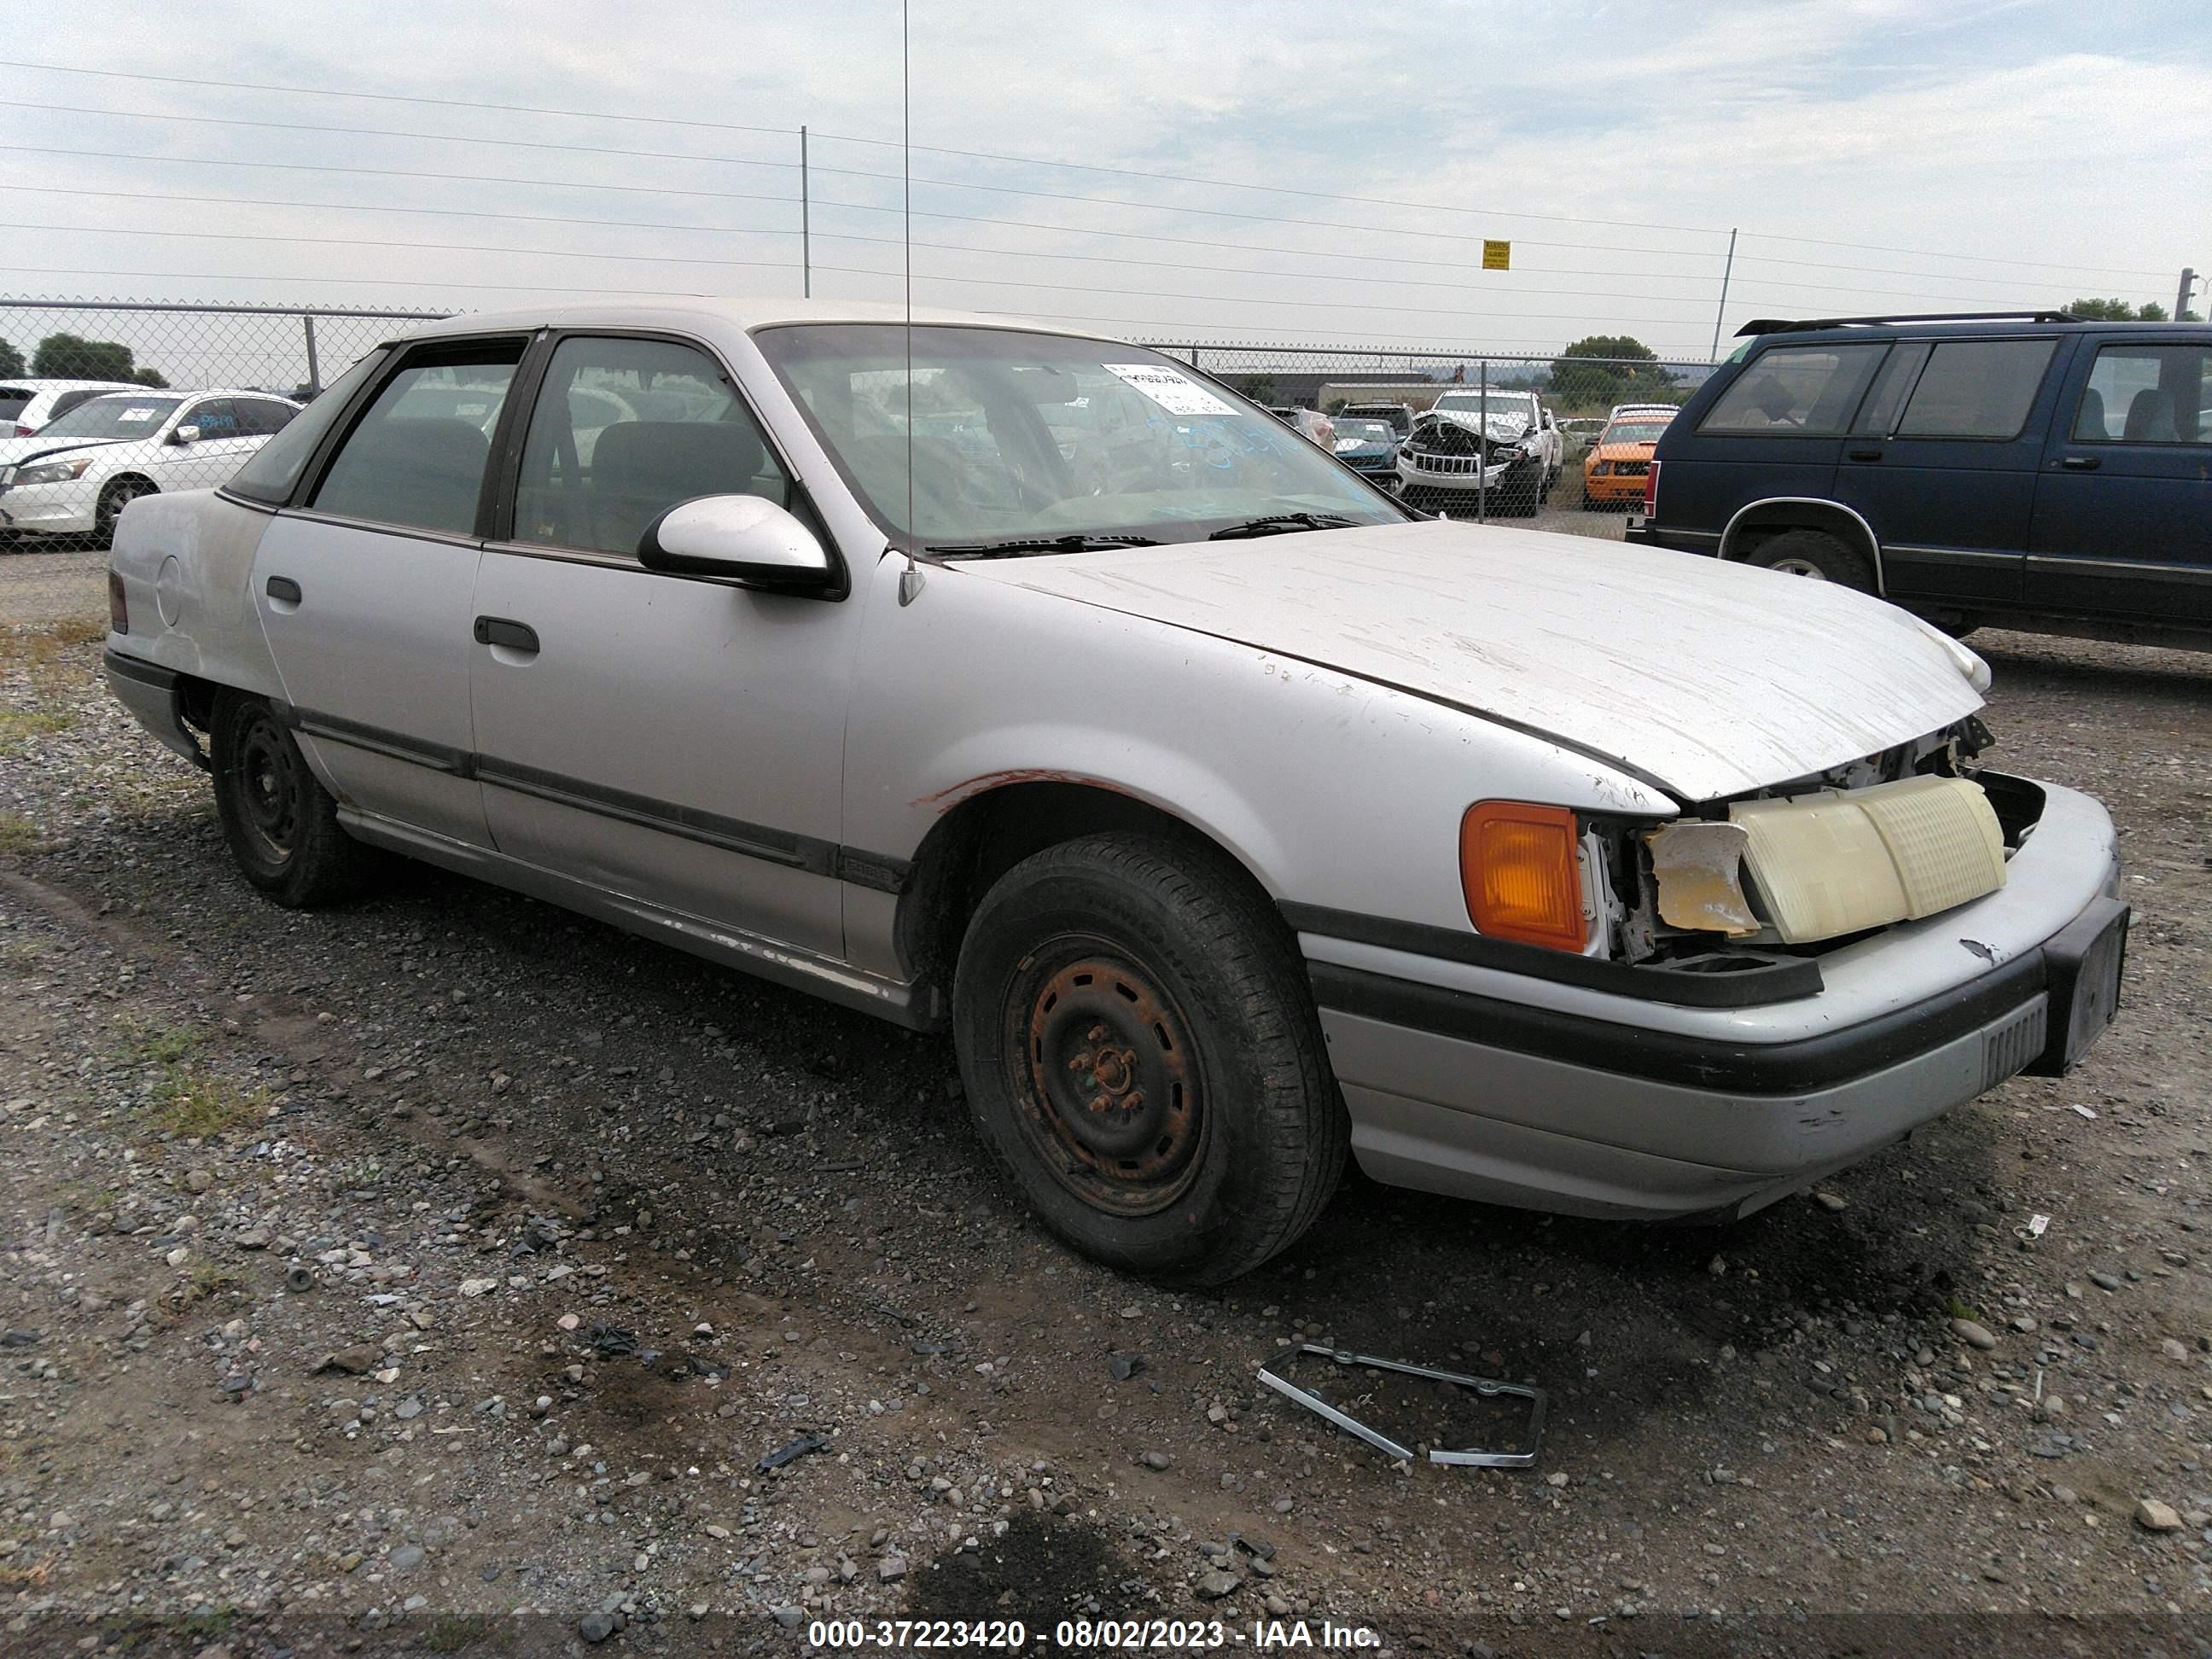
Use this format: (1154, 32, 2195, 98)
(1300, 776, 2125, 1220)
(0, 480, 99, 534)
(1582, 472, 1644, 504)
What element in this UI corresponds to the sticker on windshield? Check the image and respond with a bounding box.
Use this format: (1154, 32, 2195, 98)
(1101, 363, 1234, 417)
(116, 406, 159, 423)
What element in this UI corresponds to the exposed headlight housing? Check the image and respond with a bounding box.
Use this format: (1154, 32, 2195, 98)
(12, 457, 94, 486)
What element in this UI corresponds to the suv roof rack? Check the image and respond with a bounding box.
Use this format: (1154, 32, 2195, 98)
(1736, 311, 2075, 336)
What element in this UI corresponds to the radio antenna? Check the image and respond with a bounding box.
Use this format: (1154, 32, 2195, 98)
(899, 0, 919, 594)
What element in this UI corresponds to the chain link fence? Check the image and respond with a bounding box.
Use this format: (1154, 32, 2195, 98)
(1, 299, 1725, 568)
(1145, 341, 1718, 531)
(1, 298, 441, 555)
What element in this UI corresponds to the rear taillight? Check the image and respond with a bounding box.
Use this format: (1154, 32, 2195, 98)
(12, 423, 31, 437)
(108, 571, 128, 634)
(1642, 458, 1661, 518)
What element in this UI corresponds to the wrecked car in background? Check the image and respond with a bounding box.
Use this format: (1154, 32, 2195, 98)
(103, 299, 2127, 1286)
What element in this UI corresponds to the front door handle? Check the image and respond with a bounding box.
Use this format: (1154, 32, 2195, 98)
(2059, 455, 2101, 471)
(1847, 447, 1883, 463)
(473, 615, 540, 653)
(265, 575, 302, 603)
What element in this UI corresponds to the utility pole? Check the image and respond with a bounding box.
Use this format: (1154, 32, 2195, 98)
(800, 126, 812, 299)
(1709, 228, 1738, 362)
(2178, 267, 2199, 322)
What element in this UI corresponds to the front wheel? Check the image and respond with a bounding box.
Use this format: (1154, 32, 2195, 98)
(210, 691, 380, 907)
(952, 832, 1347, 1284)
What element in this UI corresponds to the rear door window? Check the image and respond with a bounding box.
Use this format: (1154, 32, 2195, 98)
(226, 351, 387, 507)
(1894, 339, 2058, 439)
(236, 398, 299, 437)
(2071, 344, 2211, 443)
(310, 342, 525, 536)
(0, 389, 29, 423)
(1697, 344, 1885, 435)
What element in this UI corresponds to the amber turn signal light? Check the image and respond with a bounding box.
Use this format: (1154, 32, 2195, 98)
(1460, 801, 1586, 952)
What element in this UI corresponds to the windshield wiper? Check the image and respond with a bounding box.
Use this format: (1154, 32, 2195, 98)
(926, 533, 1160, 559)
(1206, 512, 1359, 541)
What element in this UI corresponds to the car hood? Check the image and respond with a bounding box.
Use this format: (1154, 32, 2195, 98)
(955, 519, 1987, 803)
(1592, 441, 1658, 462)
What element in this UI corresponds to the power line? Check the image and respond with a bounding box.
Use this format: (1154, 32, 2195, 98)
(0, 97, 799, 178)
(0, 56, 2176, 282)
(0, 264, 750, 299)
(0, 143, 801, 209)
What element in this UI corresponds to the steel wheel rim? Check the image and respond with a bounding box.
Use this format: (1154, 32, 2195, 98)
(235, 712, 302, 864)
(100, 483, 143, 527)
(1008, 940, 1206, 1216)
(1769, 556, 1828, 579)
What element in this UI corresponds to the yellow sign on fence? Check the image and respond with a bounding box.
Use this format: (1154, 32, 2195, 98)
(1481, 240, 1511, 271)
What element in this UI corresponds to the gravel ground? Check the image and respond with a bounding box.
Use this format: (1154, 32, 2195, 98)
(1, 548, 2209, 1657)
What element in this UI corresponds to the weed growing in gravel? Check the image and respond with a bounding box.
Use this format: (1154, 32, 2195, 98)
(0, 812, 48, 856)
(116, 1020, 204, 1069)
(425, 1615, 505, 1652)
(0, 707, 71, 754)
(0, 615, 106, 696)
(153, 1068, 271, 1138)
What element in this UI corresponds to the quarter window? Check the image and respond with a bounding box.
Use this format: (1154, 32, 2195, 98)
(311, 343, 525, 535)
(2072, 345, 2211, 444)
(225, 350, 387, 507)
(1697, 345, 1885, 435)
(511, 335, 791, 558)
(1894, 339, 2057, 439)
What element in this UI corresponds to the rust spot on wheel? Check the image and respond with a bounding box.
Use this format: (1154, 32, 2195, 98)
(1015, 952, 1203, 1216)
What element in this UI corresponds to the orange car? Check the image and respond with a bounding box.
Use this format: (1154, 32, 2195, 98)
(1580, 411, 1674, 509)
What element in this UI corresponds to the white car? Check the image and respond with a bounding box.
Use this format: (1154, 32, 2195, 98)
(0, 376, 145, 437)
(1429, 387, 1563, 482)
(102, 300, 2127, 1284)
(0, 388, 301, 544)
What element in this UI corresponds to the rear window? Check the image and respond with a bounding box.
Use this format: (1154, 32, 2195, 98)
(1895, 339, 2058, 439)
(1698, 345, 1885, 436)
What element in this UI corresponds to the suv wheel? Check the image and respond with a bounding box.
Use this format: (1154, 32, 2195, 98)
(1745, 528, 1873, 591)
(952, 832, 1347, 1284)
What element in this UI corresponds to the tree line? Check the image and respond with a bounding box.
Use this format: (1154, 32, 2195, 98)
(0, 333, 171, 387)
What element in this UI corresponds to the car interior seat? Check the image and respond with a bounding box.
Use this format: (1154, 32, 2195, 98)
(2123, 388, 2178, 443)
(2072, 387, 2108, 442)
(590, 421, 767, 556)
(314, 416, 490, 536)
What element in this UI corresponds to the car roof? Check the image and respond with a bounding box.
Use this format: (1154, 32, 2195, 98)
(75, 387, 299, 403)
(0, 377, 145, 393)
(1737, 311, 2211, 344)
(387, 297, 1109, 346)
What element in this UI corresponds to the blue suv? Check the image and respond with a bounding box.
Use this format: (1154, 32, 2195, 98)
(1629, 311, 2211, 649)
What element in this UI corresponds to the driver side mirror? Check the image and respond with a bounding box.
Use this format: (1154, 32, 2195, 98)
(168, 425, 201, 446)
(637, 494, 842, 597)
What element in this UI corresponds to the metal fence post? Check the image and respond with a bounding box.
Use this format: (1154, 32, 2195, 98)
(1476, 360, 1487, 525)
(302, 313, 321, 397)
(800, 126, 812, 300)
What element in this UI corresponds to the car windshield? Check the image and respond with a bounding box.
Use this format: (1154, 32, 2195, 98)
(1601, 421, 1671, 445)
(754, 324, 1408, 549)
(1334, 420, 1394, 444)
(35, 394, 181, 441)
(1435, 391, 1534, 414)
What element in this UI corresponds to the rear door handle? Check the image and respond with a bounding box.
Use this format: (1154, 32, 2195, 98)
(1847, 448, 1883, 463)
(473, 615, 539, 653)
(2059, 455, 2101, 471)
(265, 575, 302, 603)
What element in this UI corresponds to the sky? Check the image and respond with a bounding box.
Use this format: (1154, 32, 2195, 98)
(1, 0, 2206, 387)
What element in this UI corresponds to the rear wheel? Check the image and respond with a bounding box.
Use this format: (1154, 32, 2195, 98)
(210, 691, 379, 907)
(96, 477, 155, 549)
(952, 832, 1347, 1284)
(1743, 527, 1873, 591)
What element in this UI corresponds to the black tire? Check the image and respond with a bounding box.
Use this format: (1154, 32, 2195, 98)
(1499, 469, 1542, 518)
(210, 690, 378, 907)
(952, 832, 1348, 1284)
(1743, 527, 1873, 591)
(96, 476, 156, 549)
